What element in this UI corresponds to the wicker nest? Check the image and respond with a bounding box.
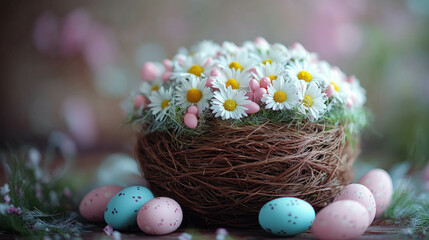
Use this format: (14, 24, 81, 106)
(135, 121, 359, 227)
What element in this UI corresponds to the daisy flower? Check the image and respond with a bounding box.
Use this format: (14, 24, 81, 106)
(324, 67, 351, 103)
(217, 49, 258, 72)
(289, 43, 318, 62)
(252, 62, 286, 84)
(219, 41, 241, 56)
(190, 40, 220, 57)
(300, 83, 327, 122)
(140, 78, 164, 98)
(172, 52, 214, 78)
(148, 87, 174, 121)
(211, 86, 251, 120)
(262, 75, 302, 111)
(254, 43, 291, 65)
(285, 60, 325, 86)
(347, 75, 366, 108)
(211, 67, 252, 91)
(175, 75, 213, 114)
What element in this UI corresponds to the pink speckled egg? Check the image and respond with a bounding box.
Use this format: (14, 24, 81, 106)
(311, 200, 369, 240)
(334, 183, 376, 226)
(358, 169, 393, 217)
(137, 197, 183, 235)
(79, 185, 123, 222)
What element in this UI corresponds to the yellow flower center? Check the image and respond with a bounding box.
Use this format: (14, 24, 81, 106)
(151, 85, 159, 91)
(225, 78, 240, 89)
(228, 61, 244, 71)
(223, 99, 237, 111)
(268, 75, 277, 83)
(161, 99, 170, 109)
(186, 88, 202, 103)
(262, 59, 273, 65)
(297, 70, 313, 82)
(330, 81, 340, 92)
(188, 65, 204, 76)
(273, 90, 287, 103)
(303, 95, 313, 107)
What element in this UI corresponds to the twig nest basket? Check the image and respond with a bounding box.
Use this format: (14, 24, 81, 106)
(125, 38, 368, 227)
(136, 121, 359, 226)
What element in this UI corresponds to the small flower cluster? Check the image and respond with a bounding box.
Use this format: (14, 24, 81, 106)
(0, 184, 22, 215)
(125, 38, 366, 131)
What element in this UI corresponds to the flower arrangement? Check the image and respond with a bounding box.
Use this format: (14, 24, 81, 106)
(125, 37, 367, 134)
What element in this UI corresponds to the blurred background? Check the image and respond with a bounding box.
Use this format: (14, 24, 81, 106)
(0, 0, 428, 173)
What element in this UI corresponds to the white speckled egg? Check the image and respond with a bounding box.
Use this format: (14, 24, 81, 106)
(311, 200, 369, 240)
(104, 186, 154, 230)
(358, 169, 393, 217)
(334, 183, 376, 226)
(79, 185, 123, 222)
(137, 197, 183, 235)
(259, 197, 315, 236)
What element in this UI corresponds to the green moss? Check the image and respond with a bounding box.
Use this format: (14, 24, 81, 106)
(130, 104, 370, 136)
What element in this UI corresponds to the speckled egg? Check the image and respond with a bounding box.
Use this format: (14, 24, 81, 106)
(311, 200, 369, 240)
(258, 197, 315, 236)
(104, 186, 154, 230)
(358, 169, 393, 217)
(79, 185, 123, 222)
(334, 183, 376, 226)
(137, 197, 183, 235)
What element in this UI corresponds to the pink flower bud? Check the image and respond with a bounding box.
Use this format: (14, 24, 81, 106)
(162, 59, 173, 71)
(141, 62, 159, 81)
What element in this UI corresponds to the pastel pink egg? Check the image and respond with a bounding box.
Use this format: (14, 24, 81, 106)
(358, 169, 393, 217)
(260, 77, 271, 89)
(79, 185, 123, 222)
(187, 106, 198, 116)
(254, 37, 268, 46)
(137, 197, 183, 235)
(244, 102, 260, 114)
(334, 183, 376, 226)
(141, 62, 159, 81)
(162, 59, 173, 71)
(248, 67, 258, 75)
(254, 88, 267, 102)
(249, 79, 260, 92)
(184, 113, 198, 129)
(245, 91, 254, 101)
(311, 200, 369, 240)
(162, 71, 172, 82)
(134, 95, 145, 109)
(325, 84, 335, 98)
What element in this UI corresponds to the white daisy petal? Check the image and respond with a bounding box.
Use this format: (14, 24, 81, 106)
(261, 75, 302, 111)
(210, 87, 251, 120)
(148, 87, 174, 121)
(175, 75, 213, 114)
(299, 82, 327, 121)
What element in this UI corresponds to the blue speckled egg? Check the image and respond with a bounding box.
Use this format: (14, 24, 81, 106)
(259, 197, 315, 236)
(104, 186, 154, 230)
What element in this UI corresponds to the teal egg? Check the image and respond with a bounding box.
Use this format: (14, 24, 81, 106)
(258, 197, 315, 236)
(104, 186, 154, 230)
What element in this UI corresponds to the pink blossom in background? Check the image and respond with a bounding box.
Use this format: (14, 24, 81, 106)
(33, 12, 60, 57)
(59, 8, 93, 57)
(83, 25, 118, 74)
(62, 96, 97, 148)
(304, 0, 364, 61)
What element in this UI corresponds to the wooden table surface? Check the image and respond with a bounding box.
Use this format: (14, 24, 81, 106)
(0, 153, 424, 239)
(1, 219, 417, 240)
